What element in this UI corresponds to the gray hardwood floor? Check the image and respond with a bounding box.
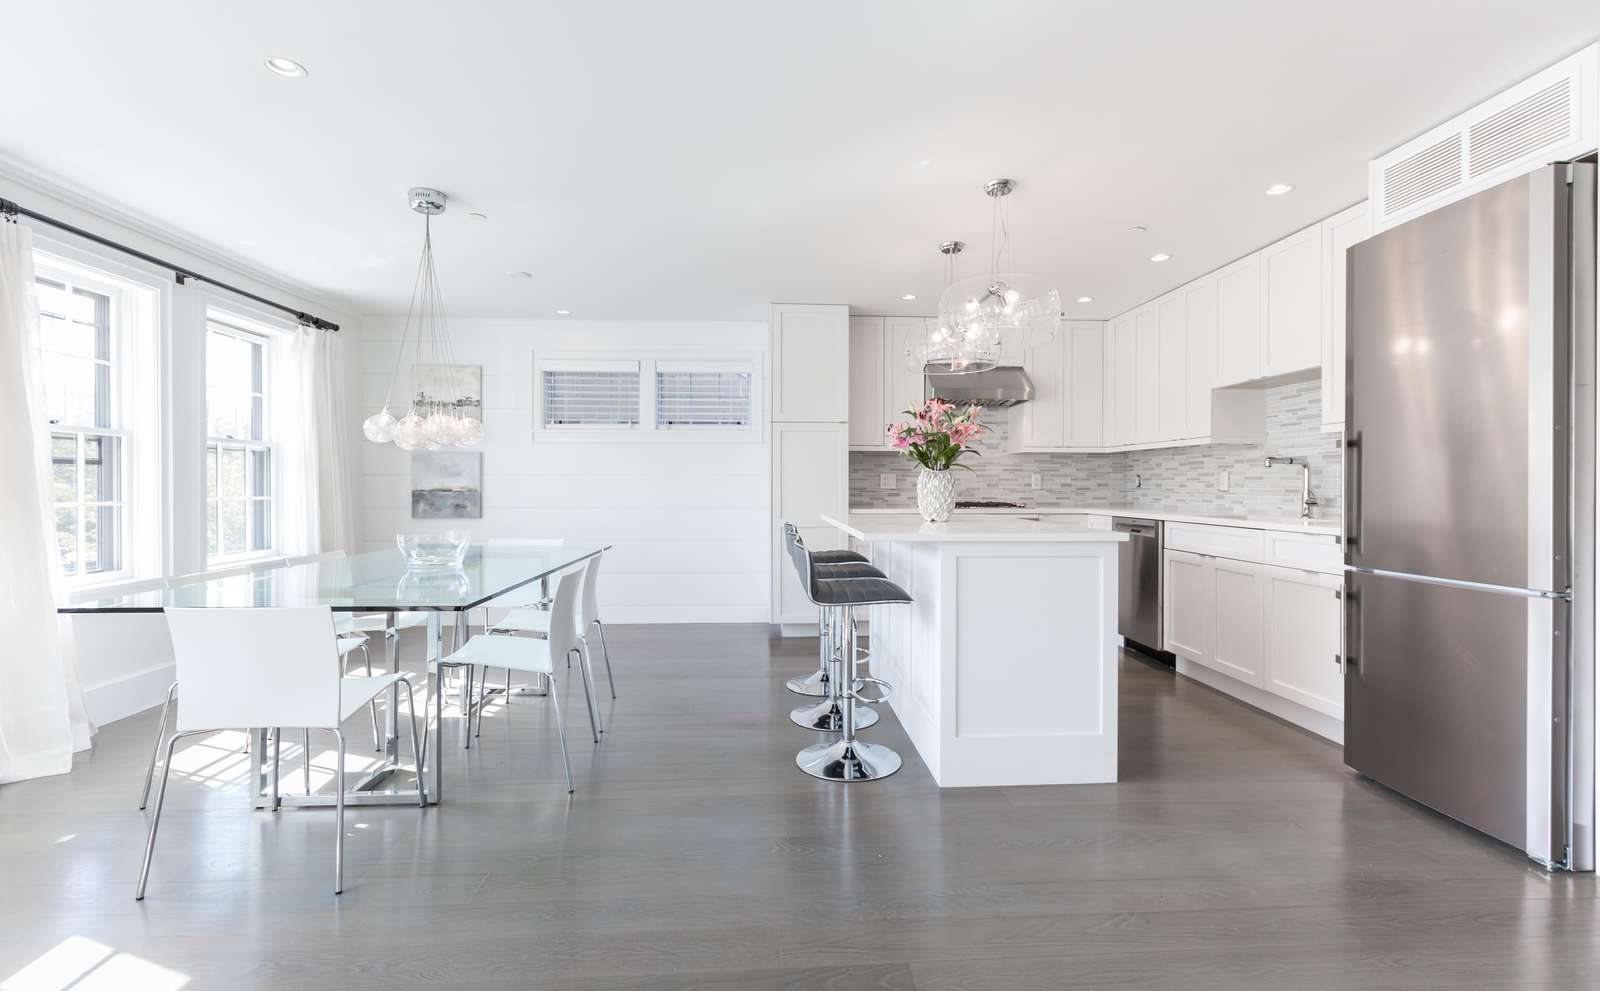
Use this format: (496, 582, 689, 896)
(0, 624, 1595, 989)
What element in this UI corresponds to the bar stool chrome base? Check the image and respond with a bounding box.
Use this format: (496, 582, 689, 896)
(785, 668, 829, 697)
(795, 738, 902, 782)
(789, 698, 878, 732)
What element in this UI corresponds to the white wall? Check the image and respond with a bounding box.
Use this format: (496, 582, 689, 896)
(1, 165, 357, 725)
(355, 316, 771, 623)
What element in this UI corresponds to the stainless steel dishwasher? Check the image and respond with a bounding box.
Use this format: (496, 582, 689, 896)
(1112, 517, 1167, 662)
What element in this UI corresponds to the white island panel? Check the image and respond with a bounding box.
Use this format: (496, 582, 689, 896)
(825, 513, 1123, 788)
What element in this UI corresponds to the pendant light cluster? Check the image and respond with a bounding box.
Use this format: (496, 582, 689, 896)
(362, 187, 483, 450)
(914, 178, 1060, 375)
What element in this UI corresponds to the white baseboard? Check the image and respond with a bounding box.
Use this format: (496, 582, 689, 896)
(1175, 657, 1344, 744)
(84, 662, 174, 727)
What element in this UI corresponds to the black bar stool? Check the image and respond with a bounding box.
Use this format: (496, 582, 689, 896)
(782, 525, 882, 733)
(785, 532, 873, 699)
(784, 528, 907, 782)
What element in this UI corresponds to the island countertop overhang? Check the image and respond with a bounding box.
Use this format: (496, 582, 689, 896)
(821, 513, 1131, 543)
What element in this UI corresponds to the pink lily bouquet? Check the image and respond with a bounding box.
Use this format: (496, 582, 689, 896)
(887, 398, 985, 471)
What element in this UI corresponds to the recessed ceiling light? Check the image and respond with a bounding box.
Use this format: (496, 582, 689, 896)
(509, 271, 533, 279)
(1128, 225, 1147, 233)
(555, 309, 571, 315)
(1264, 183, 1294, 196)
(264, 56, 307, 78)
(467, 211, 488, 221)
(1076, 296, 1093, 303)
(900, 293, 917, 301)
(1149, 253, 1171, 262)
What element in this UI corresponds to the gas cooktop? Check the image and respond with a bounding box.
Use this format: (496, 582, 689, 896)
(954, 500, 1028, 509)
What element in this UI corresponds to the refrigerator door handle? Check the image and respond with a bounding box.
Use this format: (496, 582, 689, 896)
(1345, 565, 1572, 600)
(1343, 584, 1361, 673)
(1344, 430, 1361, 555)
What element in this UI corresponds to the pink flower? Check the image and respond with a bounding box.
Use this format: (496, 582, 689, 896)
(892, 434, 911, 450)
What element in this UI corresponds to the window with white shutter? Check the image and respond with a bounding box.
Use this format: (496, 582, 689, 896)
(655, 361, 753, 428)
(540, 360, 642, 428)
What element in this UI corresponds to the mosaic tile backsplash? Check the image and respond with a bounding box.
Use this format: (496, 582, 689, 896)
(849, 379, 1343, 521)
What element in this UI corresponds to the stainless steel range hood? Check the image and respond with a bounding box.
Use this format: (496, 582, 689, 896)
(924, 366, 1035, 407)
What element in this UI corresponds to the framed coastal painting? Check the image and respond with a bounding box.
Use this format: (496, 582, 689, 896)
(411, 451, 482, 519)
(413, 363, 483, 421)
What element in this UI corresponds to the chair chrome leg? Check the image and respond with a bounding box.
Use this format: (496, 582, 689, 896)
(136, 730, 192, 900)
(572, 648, 600, 743)
(578, 641, 604, 735)
(396, 676, 426, 808)
(303, 729, 311, 794)
(548, 671, 574, 793)
(139, 682, 177, 810)
(333, 727, 346, 894)
(594, 620, 616, 699)
(461, 665, 475, 750)
(360, 643, 381, 751)
(270, 728, 282, 811)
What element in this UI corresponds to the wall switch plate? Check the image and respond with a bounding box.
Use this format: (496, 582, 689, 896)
(1217, 469, 1230, 491)
(1030, 473, 1042, 490)
(879, 473, 897, 490)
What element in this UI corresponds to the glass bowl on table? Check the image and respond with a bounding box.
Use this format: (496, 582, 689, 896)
(396, 530, 471, 569)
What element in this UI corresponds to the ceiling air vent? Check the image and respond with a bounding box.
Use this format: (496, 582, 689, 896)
(1370, 44, 1596, 232)
(1467, 77, 1573, 178)
(1381, 134, 1462, 217)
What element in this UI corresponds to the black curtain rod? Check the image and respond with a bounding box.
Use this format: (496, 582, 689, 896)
(0, 196, 339, 332)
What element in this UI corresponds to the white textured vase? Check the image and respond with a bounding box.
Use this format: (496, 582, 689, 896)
(917, 468, 956, 522)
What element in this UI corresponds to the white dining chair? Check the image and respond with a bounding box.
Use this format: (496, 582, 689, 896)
(484, 550, 612, 737)
(139, 572, 380, 808)
(433, 565, 587, 792)
(139, 606, 425, 898)
(468, 538, 567, 713)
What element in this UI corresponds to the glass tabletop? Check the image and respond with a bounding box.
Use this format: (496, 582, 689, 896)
(59, 542, 609, 613)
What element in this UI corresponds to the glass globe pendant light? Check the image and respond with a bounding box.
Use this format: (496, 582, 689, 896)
(363, 187, 480, 449)
(907, 240, 1002, 374)
(935, 178, 1060, 369)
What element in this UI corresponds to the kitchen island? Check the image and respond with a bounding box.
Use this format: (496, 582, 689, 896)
(822, 512, 1127, 787)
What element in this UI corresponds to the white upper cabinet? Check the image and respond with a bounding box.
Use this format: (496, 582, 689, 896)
(1214, 254, 1262, 387)
(1133, 305, 1159, 444)
(1101, 321, 1117, 448)
(1259, 224, 1323, 376)
(1320, 201, 1370, 433)
(847, 316, 885, 448)
(1112, 316, 1138, 447)
(1156, 292, 1187, 441)
(1066, 321, 1104, 448)
(883, 317, 927, 427)
(771, 304, 849, 422)
(1183, 276, 1217, 439)
(1017, 322, 1066, 448)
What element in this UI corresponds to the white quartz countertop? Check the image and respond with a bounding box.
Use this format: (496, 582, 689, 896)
(822, 513, 1131, 543)
(846, 506, 1341, 538)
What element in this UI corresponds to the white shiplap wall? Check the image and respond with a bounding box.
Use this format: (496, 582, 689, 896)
(357, 317, 771, 623)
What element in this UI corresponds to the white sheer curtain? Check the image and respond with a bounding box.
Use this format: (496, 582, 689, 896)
(0, 220, 94, 783)
(274, 323, 353, 557)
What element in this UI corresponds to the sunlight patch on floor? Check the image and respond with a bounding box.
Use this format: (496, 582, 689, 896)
(1, 935, 188, 991)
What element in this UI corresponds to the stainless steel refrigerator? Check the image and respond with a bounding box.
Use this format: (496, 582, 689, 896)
(1345, 162, 1596, 871)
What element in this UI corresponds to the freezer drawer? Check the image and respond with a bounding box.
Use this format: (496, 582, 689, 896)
(1344, 569, 1564, 856)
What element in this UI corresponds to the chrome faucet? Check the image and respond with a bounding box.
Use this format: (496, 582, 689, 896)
(1264, 456, 1317, 520)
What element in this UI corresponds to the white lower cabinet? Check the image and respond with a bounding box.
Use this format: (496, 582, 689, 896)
(1261, 565, 1344, 718)
(1210, 558, 1265, 687)
(1163, 549, 1212, 663)
(1163, 532, 1342, 727)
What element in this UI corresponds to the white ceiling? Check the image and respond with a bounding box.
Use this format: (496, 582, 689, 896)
(2, 1, 1597, 322)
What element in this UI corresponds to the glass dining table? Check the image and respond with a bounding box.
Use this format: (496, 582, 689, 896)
(60, 541, 608, 807)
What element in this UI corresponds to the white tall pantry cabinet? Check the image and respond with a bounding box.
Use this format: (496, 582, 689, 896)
(770, 304, 850, 628)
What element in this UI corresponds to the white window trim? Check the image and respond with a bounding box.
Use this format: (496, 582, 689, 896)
(33, 247, 164, 589)
(533, 349, 763, 442)
(203, 308, 284, 569)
